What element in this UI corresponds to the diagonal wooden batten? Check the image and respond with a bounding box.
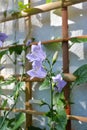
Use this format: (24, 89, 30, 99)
(67, 115, 87, 122)
(0, 107, 45, 115)
(0, 107, 87, 122)
(0, 35, 87, 50)
(1, 73, 76, 82)
(0, 0, 87, 23)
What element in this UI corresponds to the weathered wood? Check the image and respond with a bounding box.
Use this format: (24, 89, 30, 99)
(25, 1, 32, 129)
(0, 35, 87, 50)
(25, 82, 32, 129)
(1, 73, 76, 82)
(62, 7, 71, 130)
(0, 107, 87, 122)
(0, 0, 87, 23)
(0, 107, 44, 115)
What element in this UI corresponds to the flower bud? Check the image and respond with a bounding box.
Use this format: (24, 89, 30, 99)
(52, 51, 58, 65)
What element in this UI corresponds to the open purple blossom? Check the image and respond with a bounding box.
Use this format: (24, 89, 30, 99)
(0, 32, 8, 47)
(26, 41, 46, 62)
(52, 74, 67, 93)
(0, 32, 8, 42)
(27, 61, 47, 79)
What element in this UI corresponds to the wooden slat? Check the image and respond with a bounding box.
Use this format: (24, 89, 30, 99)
(1, 73, 76, 82)
(0, 0, 87, 23)
(0, 107, 87, 122)
(0, 35, 87, 50)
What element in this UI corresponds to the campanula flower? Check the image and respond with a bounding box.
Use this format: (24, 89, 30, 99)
(26, 41, 46, 62)
(27, 61, 47, 79)
(0, 32, 8, 47)
(52, 74, 66, 92)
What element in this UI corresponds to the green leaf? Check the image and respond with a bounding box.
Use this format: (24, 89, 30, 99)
(39, 78, 50, 90)
(18, 1, 30, 11)
(55, 110, 67, 130)
(9, 45, 23, 55)
(0, 117, 10, 130)
(0, 50, 8, 59)
(1, 99, 7, 108)
(73, 64, 87, 86)
(46, 0, 52, 3)
(70, 37, 87, 43)
(13, 81, 24, 99)
(0, 77, 16, 86)
(12, 113, 25, 130)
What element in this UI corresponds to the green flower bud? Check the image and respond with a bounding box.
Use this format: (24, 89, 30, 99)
(52, 51, 58, 65)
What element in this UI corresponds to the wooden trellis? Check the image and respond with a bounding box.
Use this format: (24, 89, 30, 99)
(0, 0, 87, 130)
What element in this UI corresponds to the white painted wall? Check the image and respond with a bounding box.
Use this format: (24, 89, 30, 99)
(31, 1, 87, 130)
(0, 0, 87, 130)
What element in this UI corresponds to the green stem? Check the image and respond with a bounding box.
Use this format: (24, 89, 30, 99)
(51, 82, 53, 121)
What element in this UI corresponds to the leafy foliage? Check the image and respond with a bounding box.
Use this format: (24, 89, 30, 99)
(0, 113, 25, 130)
(9, 45, 24, 55)
(46, 0, 52, 3)
(0, 49, 8, 59)
(39, 78, 50, 90)
(70, 37, 87, 43)
(73, 64, 87, 86)
(18, 2, 30, 11)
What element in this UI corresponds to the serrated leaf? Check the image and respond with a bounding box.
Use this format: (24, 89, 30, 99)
(39, 78, 50, 90)
(73, 64, 87, 86)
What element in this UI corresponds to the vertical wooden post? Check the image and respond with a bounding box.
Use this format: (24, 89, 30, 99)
(25, 0, 32, 130)
(25, 82, 32, 130)
(62, 7, 71, 130)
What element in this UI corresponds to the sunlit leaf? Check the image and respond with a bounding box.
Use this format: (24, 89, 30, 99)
(46, 0, 52, 3)
(18, 1, 30, 11)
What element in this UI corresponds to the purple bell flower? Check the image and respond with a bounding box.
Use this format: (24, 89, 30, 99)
(27, 61, 47, 79)
(26, 41, 46, 62)
(0, 32, 8, 47)
(52, 74, 67, 93)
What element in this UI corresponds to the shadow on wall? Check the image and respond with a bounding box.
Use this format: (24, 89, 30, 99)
(31, 2, 87, 130)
